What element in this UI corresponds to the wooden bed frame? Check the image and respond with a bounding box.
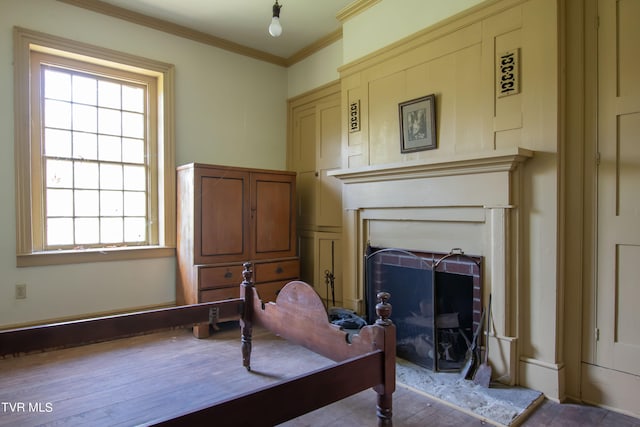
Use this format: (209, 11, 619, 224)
(0, 262, 396, 426)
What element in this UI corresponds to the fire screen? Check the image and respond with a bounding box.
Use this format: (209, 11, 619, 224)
(365, 246, 482, 372)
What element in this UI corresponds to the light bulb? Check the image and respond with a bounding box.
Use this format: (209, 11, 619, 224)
(269, 1, 282, 37)
(269, 17, 282, 37)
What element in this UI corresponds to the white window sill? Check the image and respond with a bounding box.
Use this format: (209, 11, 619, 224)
(17, 246, 175, 267)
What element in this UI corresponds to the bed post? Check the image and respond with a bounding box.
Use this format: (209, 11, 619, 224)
(374, 291, 395, 427)
(240, 262, 254, 371)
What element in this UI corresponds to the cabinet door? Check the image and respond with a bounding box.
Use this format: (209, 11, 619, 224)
(251, 172, 296, 260)
(289, 92, 342, 229)
(292, 105, 317, 228)
(315, 233, 342, 307)
(315, 100, 342, 227)
(194, 167, 250, 264)
(298, 231, 341, 305)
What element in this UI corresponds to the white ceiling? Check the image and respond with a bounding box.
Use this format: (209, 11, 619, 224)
(98, 0, 354, 60)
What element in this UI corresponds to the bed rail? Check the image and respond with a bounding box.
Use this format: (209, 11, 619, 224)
(146, 350, 384, 426)
(0, 299, 243, 356)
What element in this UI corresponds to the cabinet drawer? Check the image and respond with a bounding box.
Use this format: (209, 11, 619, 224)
(199, 265, 244, 290)
(200, 286, 239, 302)
(254, 259, 299, 283)
(255, 281, 289, 302)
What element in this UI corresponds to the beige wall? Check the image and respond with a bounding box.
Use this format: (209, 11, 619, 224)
(0, 0, 287, 327)
(287, 40, 343, 98)
(342, 0, 485, 64)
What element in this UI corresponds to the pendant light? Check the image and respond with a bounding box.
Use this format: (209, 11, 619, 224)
(269, 0, 282, 37)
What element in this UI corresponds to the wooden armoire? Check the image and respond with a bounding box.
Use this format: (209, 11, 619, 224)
(176, 163, 299, 336)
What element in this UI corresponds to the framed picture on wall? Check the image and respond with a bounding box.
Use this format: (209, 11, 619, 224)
(399, 94, 437, 153)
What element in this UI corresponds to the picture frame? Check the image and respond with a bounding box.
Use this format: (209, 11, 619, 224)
(399, 94, 437, 153)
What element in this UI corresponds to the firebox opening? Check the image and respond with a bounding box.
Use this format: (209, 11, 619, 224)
(365, 246, 482, 372)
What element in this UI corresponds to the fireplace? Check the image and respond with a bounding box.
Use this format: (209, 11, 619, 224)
(365, 246, 482, 372)
(330, 147, 532, 384)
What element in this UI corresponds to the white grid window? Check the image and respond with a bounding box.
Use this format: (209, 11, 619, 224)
(42, 66, 149, 249)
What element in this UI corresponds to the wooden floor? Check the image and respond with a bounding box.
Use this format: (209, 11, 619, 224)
(1, 323, 638, 427)
(285, 386, 640, 427)
(0, 323, 334, 426)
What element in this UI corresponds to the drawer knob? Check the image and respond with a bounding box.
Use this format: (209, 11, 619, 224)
(275, 267, 283, 274)
(224, 271, 233, 279)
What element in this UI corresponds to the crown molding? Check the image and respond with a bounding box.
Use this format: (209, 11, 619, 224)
(285, 28, 342, 66)
(57, 0, 289, 67)
(336, 0, 381, 23)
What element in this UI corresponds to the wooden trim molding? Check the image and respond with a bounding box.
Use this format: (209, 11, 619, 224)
(17, 247, 176, 268)
(286, 29, 343, 66)
(288, 80, 341, 108)
(56, 0, 289, 67)
(336, 0, 382, 23)
(13, 29, 32, 258)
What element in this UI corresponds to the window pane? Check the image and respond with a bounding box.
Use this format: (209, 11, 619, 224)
(75, 189, 99, 216)
(124, 191, 146, 216)
(45, 129, 72, 158)
(100, 190, 123, 216)
(72, 104, 97, 133)
(98, 135, 122, 162)
(44, 69, 71, 101)
(100, 164, 123, 190)
(47, 218, 74, 246)
(72, 75, 97, 105)
(101, 217, 123, 244)
(46, 188, 73, 216)
(122, 85, 144, 113)
(98, 107, 121, 136)
(45, 99, 71, 129)
(98, 80, 121, 109)
(33, 57, 157, 252)
(123, 165, 146, 191)
(124, 217, 146, 242)
(122, 138, 145, 164)
(46, 159, 73, 188)
(74, 162, 99, 189)
(75, 217, 100, 245)
(122, 112, 144, 138)
(73, 132, 98, 160)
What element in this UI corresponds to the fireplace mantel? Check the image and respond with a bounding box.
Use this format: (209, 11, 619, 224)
(330, 147, 533, 183)
(331, 147, 533, 385)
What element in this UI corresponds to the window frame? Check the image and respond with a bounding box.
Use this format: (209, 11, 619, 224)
(14, 27, 176, 267)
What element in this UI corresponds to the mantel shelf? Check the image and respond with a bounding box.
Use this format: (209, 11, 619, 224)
(330, 147, 533, 183)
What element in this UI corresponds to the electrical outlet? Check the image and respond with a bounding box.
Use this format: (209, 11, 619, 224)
(15, 283, 27, 299)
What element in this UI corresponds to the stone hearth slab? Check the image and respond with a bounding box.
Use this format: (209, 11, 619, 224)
(396, 358, 544, 426)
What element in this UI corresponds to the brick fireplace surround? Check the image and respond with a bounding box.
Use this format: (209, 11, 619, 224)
(331, 147, 532, 385)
